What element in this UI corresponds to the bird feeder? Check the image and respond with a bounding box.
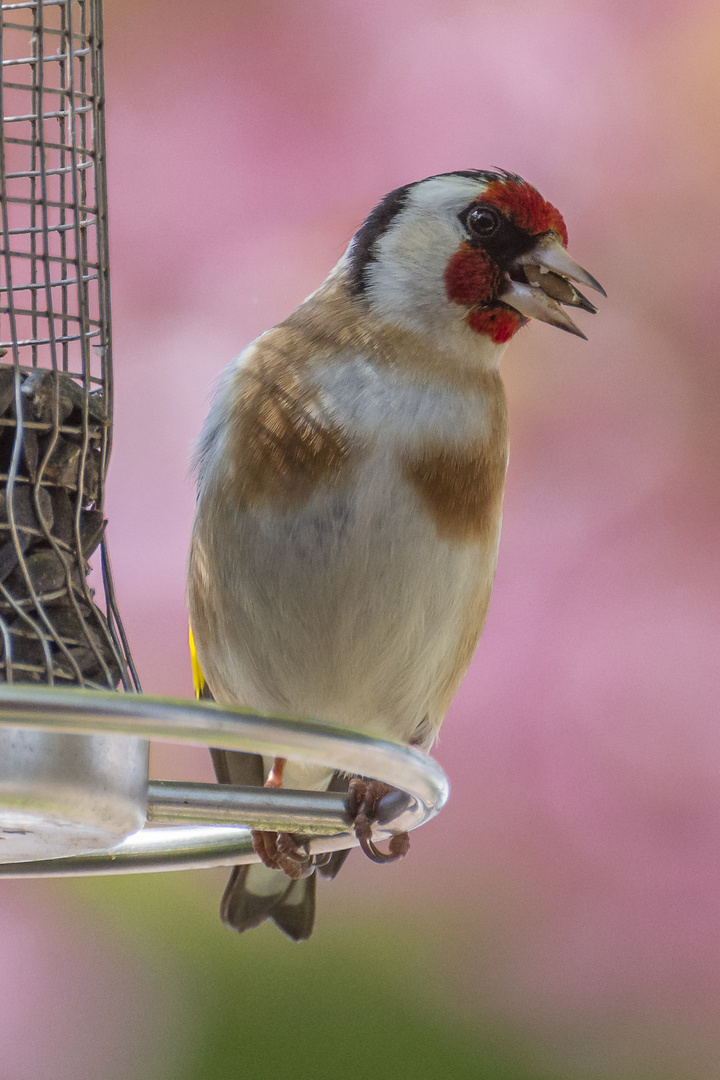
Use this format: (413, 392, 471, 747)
(0, 0, 447, 880)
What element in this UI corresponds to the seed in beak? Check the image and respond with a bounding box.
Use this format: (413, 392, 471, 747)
(523, 265, 598, 313)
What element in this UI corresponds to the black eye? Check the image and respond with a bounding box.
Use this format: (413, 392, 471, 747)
(464, 204, 501, 239)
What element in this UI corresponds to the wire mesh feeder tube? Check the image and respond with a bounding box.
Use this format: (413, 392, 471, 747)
(0, 0, 147, 861)
(0, 686, 450, 876)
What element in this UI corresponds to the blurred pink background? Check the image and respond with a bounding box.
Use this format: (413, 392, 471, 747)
(2, 1, 719, 1076)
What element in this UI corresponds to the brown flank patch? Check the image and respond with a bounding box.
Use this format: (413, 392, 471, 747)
(402, 374, 508, 543)
(228, 335, 352, 512)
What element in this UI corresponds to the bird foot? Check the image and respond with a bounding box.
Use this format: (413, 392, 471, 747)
(251, 756, 316, 879)
(251, 829, 315, 879)
(346, 778, 410, 864)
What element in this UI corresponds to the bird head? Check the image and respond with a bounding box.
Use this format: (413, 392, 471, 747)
(345, 170, 604, 352)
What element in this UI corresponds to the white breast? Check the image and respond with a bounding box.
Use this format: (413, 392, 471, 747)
(191, 352, 502, 751)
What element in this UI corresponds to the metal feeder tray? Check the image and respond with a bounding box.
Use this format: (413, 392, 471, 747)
(0, 684, 449, 877)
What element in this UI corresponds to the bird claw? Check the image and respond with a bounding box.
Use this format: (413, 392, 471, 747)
(251, 829, 314, 879)
(252, 776, 410, 877)
(358, 832, 411, 864)
(250, 758, 318, 879)
(346, 778, 410, 865)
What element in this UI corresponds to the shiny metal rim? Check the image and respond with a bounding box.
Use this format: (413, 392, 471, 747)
(0, 685, 449, 877)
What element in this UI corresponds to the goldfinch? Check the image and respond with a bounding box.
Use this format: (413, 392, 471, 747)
(187, 169, 604, 939)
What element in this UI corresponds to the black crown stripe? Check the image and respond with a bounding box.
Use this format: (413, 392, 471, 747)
(346, 170, 521, 296)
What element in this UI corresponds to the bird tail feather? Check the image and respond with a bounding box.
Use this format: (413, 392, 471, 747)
(220, 864, 316, 940)
(190, 620, 340, 940)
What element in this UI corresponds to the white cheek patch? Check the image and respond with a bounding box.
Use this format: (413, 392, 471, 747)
(364, 175, 490, 336)
(365, 219, 457, 319)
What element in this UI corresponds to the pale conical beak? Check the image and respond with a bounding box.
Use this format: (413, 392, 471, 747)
(500, 237, 605, 339)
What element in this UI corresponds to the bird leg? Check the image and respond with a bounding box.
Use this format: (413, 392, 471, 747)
(251, 757, 315, 879)
(265, 756, 285, 788)
(346, 778, 410, 864)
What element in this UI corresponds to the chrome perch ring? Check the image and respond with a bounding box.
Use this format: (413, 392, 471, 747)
(0, 685, 449, 877)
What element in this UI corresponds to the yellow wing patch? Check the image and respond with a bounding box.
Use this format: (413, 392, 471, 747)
(188, 622, 205, 700)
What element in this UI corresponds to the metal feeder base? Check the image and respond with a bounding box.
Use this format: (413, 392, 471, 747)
(0, 729, 149, 861)
(0, 686, 448, 878)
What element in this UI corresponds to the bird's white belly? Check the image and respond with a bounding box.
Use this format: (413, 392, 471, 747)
(196, 446, 499, 748)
